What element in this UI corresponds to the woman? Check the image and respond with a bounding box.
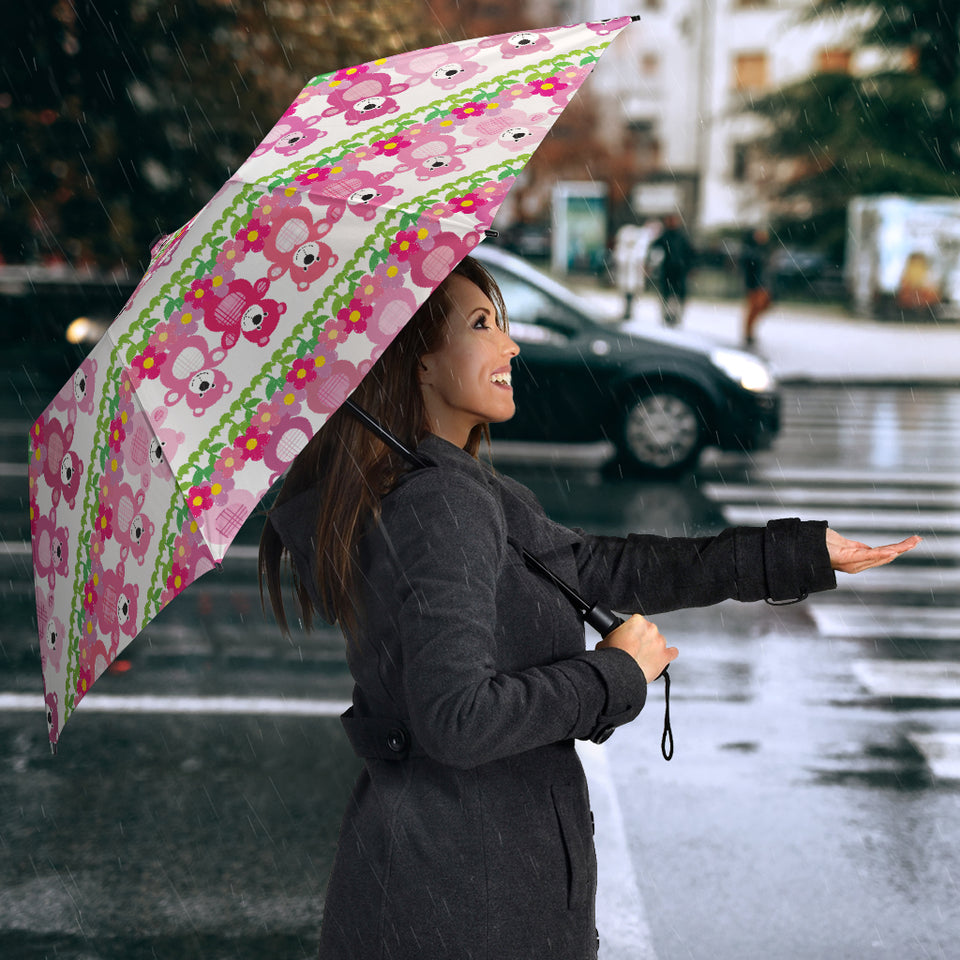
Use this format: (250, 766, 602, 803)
(741, 227, 772, 347)
(260, 256, 918, 960)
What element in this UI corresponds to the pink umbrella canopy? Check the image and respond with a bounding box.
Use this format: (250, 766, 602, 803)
(28, 16, 638, 747)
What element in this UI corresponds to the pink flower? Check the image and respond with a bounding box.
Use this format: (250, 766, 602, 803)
(107, 416, 125, 452)
(295, 166, 331, 186)
(131, 345, 167, 381)
(286, 357, 319, 390)
(528, 76, 568, 97)
(320, 313, 350, 347)
(452, 101, 486, 120)
(183, 277, 214, 309)
(214, 445, 241, 480)
(82, 578, 98, 614)
(332, 64, 368, 84)
(236, 217, 270, 253)
(448, 192, 488, 216)
(236, 425, 269, 461)
(95, 503, 113, 539)
(389, 230, 421, 261)
(373, 135, 412, 158)
(250, 400, 282, 431)
(187, 484, 213, 517)
(166, 562, 189, 595)
(336, 299, 372, 335)
(216, 237, 244, 270)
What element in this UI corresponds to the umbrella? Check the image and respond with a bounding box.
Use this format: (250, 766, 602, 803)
(29, 16, 639, 748)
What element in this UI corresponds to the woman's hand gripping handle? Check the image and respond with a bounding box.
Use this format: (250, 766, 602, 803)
(596, 613, 678, 683)
(595, 613, 678, 760)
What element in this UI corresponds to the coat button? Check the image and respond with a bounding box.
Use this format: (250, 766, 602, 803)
(386, 727, 408, 753)
(591, 725, 615, 744)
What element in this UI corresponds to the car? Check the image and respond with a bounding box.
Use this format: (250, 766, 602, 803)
(473, 244, 780, 475)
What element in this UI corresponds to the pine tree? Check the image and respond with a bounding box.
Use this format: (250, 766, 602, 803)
(746, 0, 960, 256)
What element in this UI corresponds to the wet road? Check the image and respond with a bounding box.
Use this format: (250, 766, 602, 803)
(1, 370, 959, 959)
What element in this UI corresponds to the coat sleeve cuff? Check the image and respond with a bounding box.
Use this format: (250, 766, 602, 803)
(572, 647, 647, 744)
(763, 518, 836, 603)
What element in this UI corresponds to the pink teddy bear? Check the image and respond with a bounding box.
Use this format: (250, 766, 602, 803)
(261, 206, 339, 291)
(458, 106, 550, 152)
(392, 123, 472, 181)
(157, 334, 232, 416)
(33, 507, 70, 590)
(203, 277, 287, 350)
(321, 69, 409, 125)
(38, 414, 84, 510)
(94, 559, 140, 657)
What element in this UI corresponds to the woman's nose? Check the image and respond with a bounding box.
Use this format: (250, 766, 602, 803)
(502, 331, 520, 357)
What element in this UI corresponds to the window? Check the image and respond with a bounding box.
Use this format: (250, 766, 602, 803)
(733, 52, 768, 93)
(817, 47, 852, 74)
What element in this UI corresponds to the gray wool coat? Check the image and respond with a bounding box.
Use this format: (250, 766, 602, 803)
(271, 433, 836, 960)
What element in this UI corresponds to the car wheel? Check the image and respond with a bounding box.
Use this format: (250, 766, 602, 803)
(617, 387, 705, 475)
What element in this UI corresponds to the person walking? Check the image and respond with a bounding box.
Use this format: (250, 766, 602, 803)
(649, 213, 695, 327)
(741, 226, 773, 347)
(259, 256, 919, 960)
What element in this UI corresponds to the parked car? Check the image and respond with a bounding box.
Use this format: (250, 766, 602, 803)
(473, 244, 780, 475)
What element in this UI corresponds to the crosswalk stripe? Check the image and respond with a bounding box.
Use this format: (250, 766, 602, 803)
(851, 660, 960, 700)
(907, 733, 960, 781)
(702, 483, 960, 508)
(809, 604, 960, 640)
(719, 504, 959, 532)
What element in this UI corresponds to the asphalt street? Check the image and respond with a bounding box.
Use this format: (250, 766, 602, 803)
(1, 342, 959, 958)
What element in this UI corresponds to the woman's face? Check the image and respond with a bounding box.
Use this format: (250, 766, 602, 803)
(418, 273, 520, 447)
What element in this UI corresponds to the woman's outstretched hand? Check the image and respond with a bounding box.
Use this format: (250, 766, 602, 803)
(596, 613, 678, 683)
(826, 529, 922, 574)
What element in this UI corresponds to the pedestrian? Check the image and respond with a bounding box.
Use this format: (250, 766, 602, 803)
(649, 213, 695, 327)
(741, 226, 773, 347)
(613, 223, 650, 319)
(259, 256, 919, 960)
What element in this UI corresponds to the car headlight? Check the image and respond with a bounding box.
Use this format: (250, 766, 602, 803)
(710, 348, 776, 392)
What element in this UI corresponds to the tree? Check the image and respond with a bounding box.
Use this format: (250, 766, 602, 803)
(745, 0, 960, 256)
(0, 0, 444, 269)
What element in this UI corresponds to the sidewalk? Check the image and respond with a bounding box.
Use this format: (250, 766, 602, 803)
(570, 284, 960, 385)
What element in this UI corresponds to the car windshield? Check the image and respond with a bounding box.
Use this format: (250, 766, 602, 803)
(482, 264, 587, 338)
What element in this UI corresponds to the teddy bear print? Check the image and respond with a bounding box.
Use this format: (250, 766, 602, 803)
(33, 507, 70, 590)
(261, 206, 339, 291)
(318, 170, 402, 222)
(37, 587, 66, 675)
(119, 405, 185, 489)
(101, 475, 155, 565)
(393, 124, 472, 181)
(321, 70, 409, 125)
(203, 277, 287, 350)
(386, 42, 488, 91)
(475, 31, 555, 60)
(38, 414, 84, 509)
(95, 560, 140, 656)
(457, 106, 550, 152)
(44, 688, 60, 742)
(252, 110, 326, 159)
(158, 334, 232, 416)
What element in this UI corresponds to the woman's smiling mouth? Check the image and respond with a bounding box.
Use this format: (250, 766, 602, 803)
(490, 370, 512, 388)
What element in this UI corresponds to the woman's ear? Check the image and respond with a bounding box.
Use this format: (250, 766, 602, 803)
(417, 353, 435, 387)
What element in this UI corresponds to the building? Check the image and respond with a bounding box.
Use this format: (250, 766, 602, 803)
(572, 0, 870, 236)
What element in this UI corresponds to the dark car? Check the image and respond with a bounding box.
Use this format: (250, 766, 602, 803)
(473, 245, 780, 475)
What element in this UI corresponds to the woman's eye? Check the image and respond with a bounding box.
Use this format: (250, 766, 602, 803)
(473, 316, 490, 330)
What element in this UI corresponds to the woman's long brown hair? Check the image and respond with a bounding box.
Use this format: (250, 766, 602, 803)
(258, 255, 507, 640)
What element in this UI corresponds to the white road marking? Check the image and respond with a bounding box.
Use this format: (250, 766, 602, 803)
(851, 660, 960, 701)
(810, 603, 960, 641)
(0, 692, 351, 716)
(578, 739, 658, 960)
(908, 732, 960, 780)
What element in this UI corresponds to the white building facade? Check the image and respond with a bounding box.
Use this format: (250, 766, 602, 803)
(567, 0, 869, 235)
